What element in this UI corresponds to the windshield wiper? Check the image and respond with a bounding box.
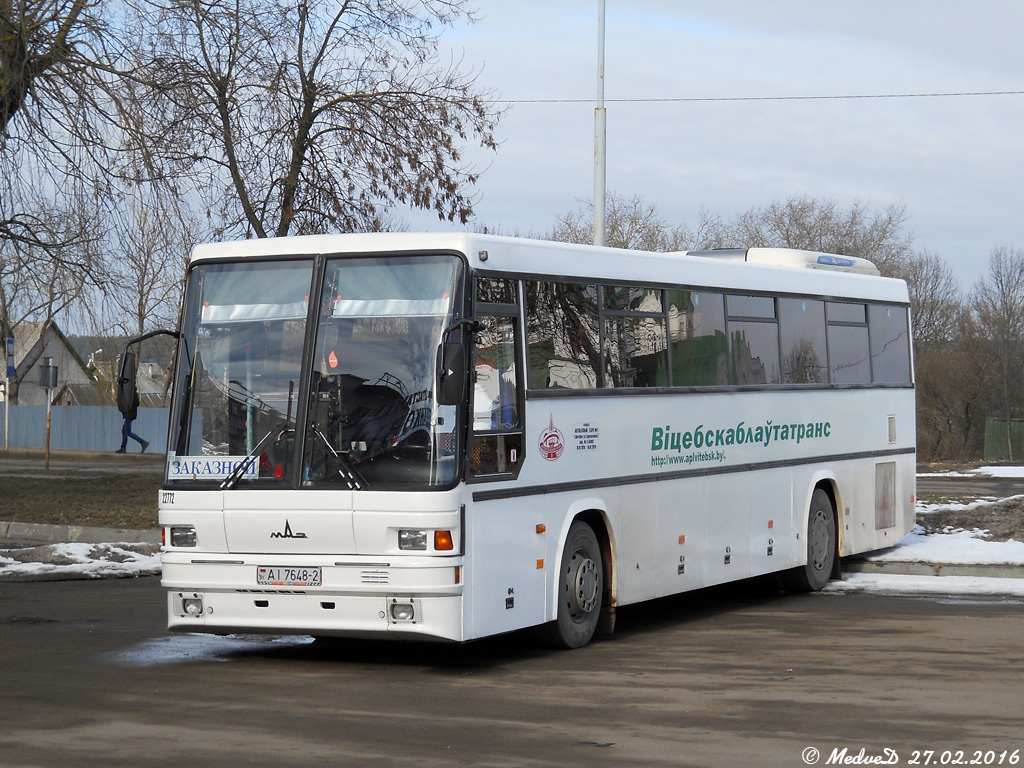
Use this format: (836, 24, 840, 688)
(220, 425, 293, 490)
(308, 423, 364, 490)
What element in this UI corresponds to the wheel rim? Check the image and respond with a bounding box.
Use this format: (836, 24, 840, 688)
(568, 549, 599, 619)
(809, 509, 831, 571)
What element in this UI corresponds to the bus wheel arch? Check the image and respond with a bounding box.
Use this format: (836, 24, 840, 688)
(543, 510, 615, 648)
(817, 480, 844, 579)
(577, 509, 616, 635)
(782, 483, 838, 592)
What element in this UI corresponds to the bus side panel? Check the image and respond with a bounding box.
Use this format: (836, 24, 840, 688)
(653, 476, 708, 598)
(702, 474, 750, 586)
(467, 496, 547, 640)
(610, 483, 658, 606)
(899, 455, 917, 538)
(834, 456, 914, 557)
(846, 459, 876, 556)
(747, 468, 795, 578)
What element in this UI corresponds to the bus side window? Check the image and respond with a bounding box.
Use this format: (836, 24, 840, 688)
(525, 280, 600, 390)
(827, 302, 871, 384)
(778, 298, 828, 384)
(868, 304, 912, 384)
(473, 316, 518, 430)
(470, 314, 524, 479)
(667, 290, 728, 387)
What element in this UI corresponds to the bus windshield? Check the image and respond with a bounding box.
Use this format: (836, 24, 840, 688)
(167, 254, 464, 489)
(301, 255, 461, 488)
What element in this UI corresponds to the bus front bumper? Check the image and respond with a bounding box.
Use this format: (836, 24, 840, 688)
(162, 553, 465, 642)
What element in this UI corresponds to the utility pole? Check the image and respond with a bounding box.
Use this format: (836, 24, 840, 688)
(4, 336, 13, 450)
(593, 0, 607, 247)
(40, 357, 57, 470)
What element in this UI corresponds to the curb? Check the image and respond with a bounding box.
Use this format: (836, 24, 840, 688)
(0, 571, 160, 583)
(0, 447, 164, 463)
(845, 558, 1024, 580)
(0, 520, 160, 546)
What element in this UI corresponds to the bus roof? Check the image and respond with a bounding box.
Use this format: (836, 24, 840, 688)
(189, 232, 910, 305)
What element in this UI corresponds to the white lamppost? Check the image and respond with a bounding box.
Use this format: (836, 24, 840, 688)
(40, 357, 58, 470)
(593, 0, 607, 247)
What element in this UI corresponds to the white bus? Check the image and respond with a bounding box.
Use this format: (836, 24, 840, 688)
(136, 233, 914, 648)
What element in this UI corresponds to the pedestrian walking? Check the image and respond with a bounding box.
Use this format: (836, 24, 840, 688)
(116, 390, 149, 454)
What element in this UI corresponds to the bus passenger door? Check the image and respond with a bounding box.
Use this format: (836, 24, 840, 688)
(467, 310, 543, 636)
(469, 313, 523, 478)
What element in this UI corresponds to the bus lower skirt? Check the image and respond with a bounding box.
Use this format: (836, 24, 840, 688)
(166, 591, 464, 642)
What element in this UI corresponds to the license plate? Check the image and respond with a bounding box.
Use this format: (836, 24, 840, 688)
(257, 566, 322, 587)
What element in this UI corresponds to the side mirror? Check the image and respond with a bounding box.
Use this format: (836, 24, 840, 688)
(436, 342, 467, 406)
(116, 349, 138, 413)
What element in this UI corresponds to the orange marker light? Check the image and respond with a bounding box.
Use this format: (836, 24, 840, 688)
(536, 524, 546, 534)
(678, 535, 686, 544)
(768, 520, 774, 529)
(434, 530, 454, 551)
(536, 559, 544, 569)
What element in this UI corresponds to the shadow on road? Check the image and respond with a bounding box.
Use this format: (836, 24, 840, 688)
(155, 574, 796, 670)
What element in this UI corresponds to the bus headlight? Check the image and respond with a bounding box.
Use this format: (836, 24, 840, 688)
(388, 598, 420, 623)
(398, 530, 427, 550)
(174, 592, 205, 618)
(183, 598, 204, 616)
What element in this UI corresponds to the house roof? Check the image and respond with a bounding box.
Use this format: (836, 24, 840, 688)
(11, 321, 94, 380)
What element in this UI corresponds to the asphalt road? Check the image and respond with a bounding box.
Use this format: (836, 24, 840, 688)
(1, 577, 1021, 768)
(917, 474, 1024, 499)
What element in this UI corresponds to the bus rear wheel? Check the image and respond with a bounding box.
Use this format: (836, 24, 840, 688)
(543, 521, 603, 649)
(782, 488, 836, 592)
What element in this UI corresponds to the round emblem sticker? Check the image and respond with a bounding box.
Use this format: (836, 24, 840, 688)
(539, 416, 564, 461)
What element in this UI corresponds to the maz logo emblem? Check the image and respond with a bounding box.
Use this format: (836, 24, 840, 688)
(270, 520, 308, 539)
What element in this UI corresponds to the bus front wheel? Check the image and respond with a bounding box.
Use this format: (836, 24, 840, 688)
(543, 521, 603, 649)
(782, 488, 836, 592)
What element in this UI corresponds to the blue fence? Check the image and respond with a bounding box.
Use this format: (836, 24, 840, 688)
(0, 406, 170, 453)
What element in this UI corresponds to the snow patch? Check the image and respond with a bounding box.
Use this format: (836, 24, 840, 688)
(829, 572, 1024, 598)
(0, 542, 160, 580)
(919, 465, 1024, 479)
(864, 525, 1024, 566)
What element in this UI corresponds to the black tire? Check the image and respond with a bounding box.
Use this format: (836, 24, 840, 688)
(781, 488, 836, 593)
(542, 521, 603, 649)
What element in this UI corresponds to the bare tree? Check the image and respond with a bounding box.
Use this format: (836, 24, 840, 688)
(551, 193, 724, 252)
(0, 193, 101, 402)
(134, 0, 501, 238)
(973, 246, 1024, 460)
(915, 308, 988, 461)
(726, 195, 914, 275)
(892, 250, 962, 349)
(98, 180, 202, 338)
(1, 0, 141, 250)
(1, 0, 161, 390)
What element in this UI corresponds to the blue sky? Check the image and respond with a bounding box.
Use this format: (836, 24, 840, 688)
(401, 0, 1024, 288)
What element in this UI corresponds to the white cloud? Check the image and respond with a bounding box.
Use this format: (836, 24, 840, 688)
(403, 1, 1024, 287)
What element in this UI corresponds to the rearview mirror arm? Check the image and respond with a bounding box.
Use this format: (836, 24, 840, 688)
(117, 329, 181, 383)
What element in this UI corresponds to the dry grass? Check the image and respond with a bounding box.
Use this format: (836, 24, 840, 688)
(918, 496, 1024, 542)
(2, 473, 161, 531)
